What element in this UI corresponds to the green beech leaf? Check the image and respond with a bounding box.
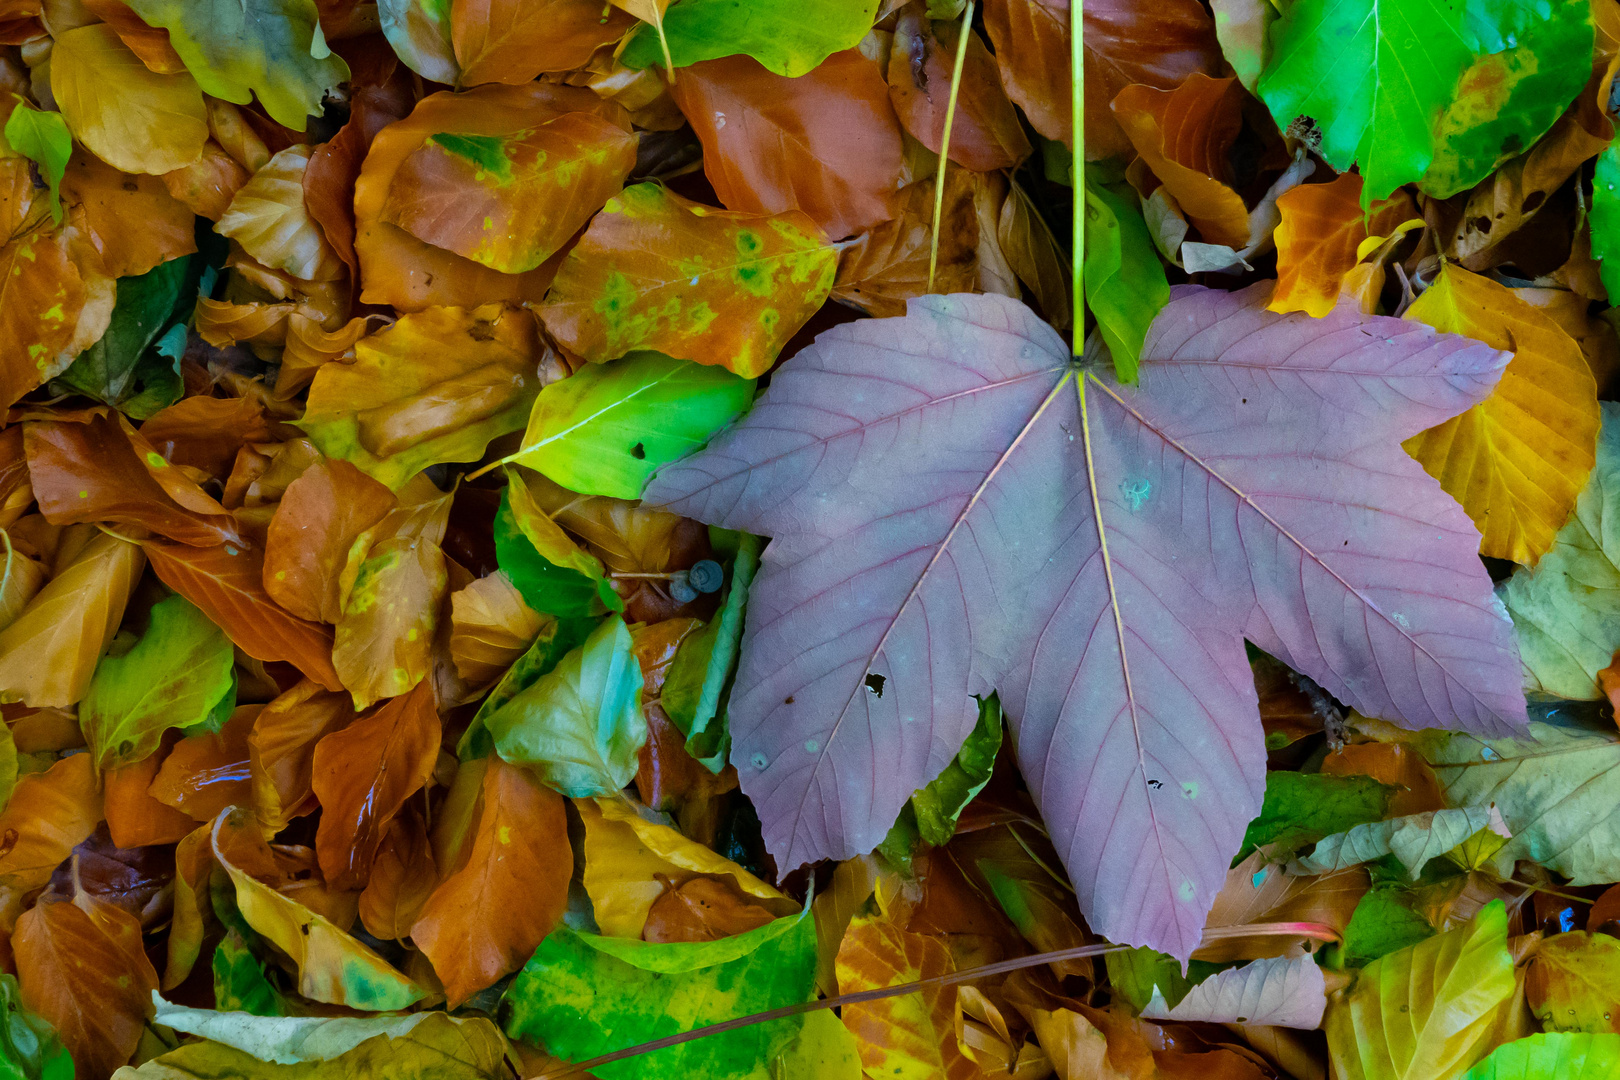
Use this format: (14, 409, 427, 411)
(910, 694, 1001, 847)
(0, 973, 72, 1080)
(619, 0, 880, 77)
(1236, 771, 1394, 862)
(212, 931, 287, 1018)
(1592, 148, 1620, 313)
(1461, 1033, 1620, 1080)
(503, 908, 817, 1080)
(494, 481, 621, 619)
(3, 103, 71, 226)
(456, 614, 597, 760)
(79, 593, 235, 771)
(1082, 174, 1169, 383)
(54, 256, 192, 418)
(661, 532, 761, 769)
(485, 614, 647, 797)
(1290, 807, 1496, 878)
(512, 352, 755, 500)
(1342, 886, 1435, 966)
(120, 0, 349, 131)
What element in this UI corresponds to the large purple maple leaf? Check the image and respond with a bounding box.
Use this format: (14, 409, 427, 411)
(643, 284, 1528, 957)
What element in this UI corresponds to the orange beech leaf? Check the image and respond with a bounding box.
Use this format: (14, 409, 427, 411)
(0, 754, 101, 894)
(671, 50, 905, 241)
(539, 182, 836, 377)
(0, 224, 91, 412)
(449, 570, 545, 685)
(0, 532, 143, 708)
(61, 150, 196, 278)
(304, 83, 416, 276)
(162, 823, 214, 989)
(218, 144, 345, 283)
(358, 807, 436, 941)
(382, 112, 637, 275)
(276, 312, 389, 399)
(411, 757, 571, 1007)
(1195, 851, 1368, 963)
(104, 751, 196, 848)
(888, 9, 1031, 172)
(25, 413, 245, 547)
(311, 680, 440, 891)
(330, 490, 452, 707)
(160, 140, 250, 220)
(14, 892, 158, 1080)
(263, 457, 398, 623)
(0, 426, 31, 530)
(248, 679, 356, 830)
(837, 909, 983, 1080)
(452, 0, 635, 86)
(137, 395, 275, 479)
(1321, 740, 1447, 816)
(193, 296, 309, 349)
(834, 172, 980, 318)
(149, 706, 258, 823)
(142, 539, 345, 692)
(354, 82, 630, 310)
(642, 873, 779, 944)
(79, 0, 185, 73)
(983, 0, 1074, 148)
(1270, 174, 1419, 319)
(1111, 74, 1250, 249)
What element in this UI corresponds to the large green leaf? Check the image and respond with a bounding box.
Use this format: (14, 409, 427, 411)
(503, 907, 817, 1080)
(1257, 0, 1588, 202)
(619, 0, 879, 77)
(512, 352, 755, 500)
(121, 0, 349, 130)
(493, 481, 621, 619)
(79, 594, 235, 771)
(485, 614, 646, 797)
(661, 531, 761, 768)
(1082, 173, 1169, 383)
(0, 973, 72, 1080)
(1592, 147, 1620, 308)
(1342, 886, 1435, 966)
(54, 256, 191, 419)
(1461, 1033, 1620, 1080)
(1413, 719, 1620, 886)
(1500, 403, 1620, 700)
(3, 104, 70, 226)
(1325, 901, 1517, 1080)
(1237, 771, 1393, 862)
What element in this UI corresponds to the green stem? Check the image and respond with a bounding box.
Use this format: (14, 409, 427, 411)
(927, 0, 976, 293)
(1072, 0, 1084, 356)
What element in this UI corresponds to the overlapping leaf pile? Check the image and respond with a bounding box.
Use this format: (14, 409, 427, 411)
(1, 0, 1620, 1078)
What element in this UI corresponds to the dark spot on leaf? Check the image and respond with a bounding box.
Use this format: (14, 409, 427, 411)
(784, 696, 795, 705)
(865, 673, 886, 697)
(467, 320, 496, 342)
(1147, 778, 1163, 789)
(1241, 398, 1247, 404)
(0, 829, 15, 858)
(1521, 190, 1546, 214)
(299, 923, 311, 936)
(631, 442, 646, 459)
(121, 180, 138, 192)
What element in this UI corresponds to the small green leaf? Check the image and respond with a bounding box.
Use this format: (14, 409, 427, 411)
(457, 615, 597, 761)
(512, 352, 755, 500)
(910, 694, 1001, 847)
(1103, 946, 1227, 1013)
(1461, 1033, 1620, 1080)
(211, 930, 287, 1018)
(1236, 770, 1394, 862)
(4, 102, 71, 226)
(1592, 147, 1620, 303)
(494, 484, 621, 619)
(485, 614, 646, 797)
(79, 594, 235, 771)
(619, 0, 880, 77)
(1082, 174, 1169, 383)
(0, 973, 72, 1080)
(54, 256, 192, 418)
(662, 532, 761, 769)
(1342, 885, 1434, 966)
(503, 908, 817, 1080)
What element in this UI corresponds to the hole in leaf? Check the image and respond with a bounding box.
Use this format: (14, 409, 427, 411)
(1471, 216, 1492, 234)
(1521, 190, 1546, 214)
(864, 673, 886, 697)
(631, 442, 646, 459)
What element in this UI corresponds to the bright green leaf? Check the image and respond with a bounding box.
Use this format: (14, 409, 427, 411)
(1082, 174, 1169, 383)
(494, 480, 620, 619)
(619, 0, 880, 77)
(3, 103, 71, 227)
(79, 594, 234, 772)
(485, 614, 647, 797)
(1236, 771, 1393, 862)
(1342, 886, 1435, 967)
(662, 532, 761, 769)
(910, 694, 1001, 847)
(1592, 148, 1620, 319)
(212, 931, 286, 1018)
(456, 614, 596, 760)
(0, 973, 72, 1080)
(503, 908, 817, 1080)
(54, 256, 192, 419)
(120, 0, 349, 131)
(512, 352, 755, 500)
(1461, 1033, 1620, 1080)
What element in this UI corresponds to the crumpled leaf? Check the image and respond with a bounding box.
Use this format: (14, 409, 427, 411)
(1527, 931, 1620, 1034)
(493, 473, 620, 618)
(79, 594, 235, 771)
(448, 570, 544, 685)
(311, 681, 439, 891)
(1325, 901, 1517, 1080)
(1501, 403, 1620, 698)
(511, 350, 756, 499)
(1111, 74, 1249, 249)
(452, 0, 635, 86)
(52, 255, 191, 420)
(0, 754, 102, 895)
(670, 50, 904, 242)
(1270, 173, 1417, 319)
(411, 758, 570, 1006)
(1141, 954, 1326, 1028)
(485, 614, 646, 796)
(1403, 264, 1600, 566)
(1290, 807, 1497, 878)
(299, 305, 544, 489)
(0, 221, 108, 411)
(217, 145, 341, 282)
(1459, 1032, 1620, 1080)
(381, 112, 636, 275)
(50, 23, 207, 176)
(539, 182, 836, 378)
(248, 680, 356, 832)
(121, 0, 350, 130)
(1073, 0, 1223, 157)
(1198, 851, 1367, 963)
(503, 907, 816, 1080)
(620, 0, 875, 77)
(0, 532, 143, 708)
(645, 286, 1525, 958)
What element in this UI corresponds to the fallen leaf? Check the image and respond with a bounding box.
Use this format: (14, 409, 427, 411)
(247, 679, 356, 830)
(104, 751, 196, 849)
(1076, 0, 1223, 158)
(377, 0, 458, 84)
(832, 171, 980, 318)
(62, 149, 198, 278)
(262, 457, 397, 623)
(448, 570, 544, 685)
(1403, 264, 1600, 566)
(1111, 74, 1249, 248)
(357, 808, 435, 941)
(887, 10, 1030, 172)
(1141, 954, 1326, 1028)
(1289, 807, 1495, 878)
(1082, 174, 1170, 380)
(0, 754, 102, 894)
(0, 972, 72, 1080)
(4, 104, 70, 225)
(1460, 1032, 1620, 1080)
(0, 223, 101, 412)
(452, 0, 635, 86)
(645, 285, 1525, 958)
(49, 22, 207, 175)
(618, 0, 876, 77)
(1270, 174, 1418, 319)
(1197, 852, 1367, 963)
(149, 707, 257, 823)
(217, 144, 342, 282)
(642, 873, 778, 944)
(1527, 931, 1620, 1034)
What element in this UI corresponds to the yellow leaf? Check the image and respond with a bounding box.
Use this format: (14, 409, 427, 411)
(217, 144, 342, 281)
(448, 570, 546, 685)
(49, 23, 207, 176)
(1404, 264, 1601, 565)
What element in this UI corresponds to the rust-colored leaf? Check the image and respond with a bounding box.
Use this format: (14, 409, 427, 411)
(61, 149, 196, 278)
(452, 0, 636, 85)
(1270, 173, 1420, 318)
(358, 806, 437, 941)
(888, 9, 1030, 171)
(104, 751, 196, 849)
(1321, 741, 1447, 817)
(643, 873, 779, 944)
(248, 678, 357, 830)
(0, 754, 102, 894)
(834, 171, 979, 317)
(449, 570, 545, 685)
(311, 680, 440, 891)
(0, 224, 91, 412)
(148, 706, 258, 823)
(304, 83, 415, 274)
(263, 457, 398, 623)
(137, 395, 275, 480)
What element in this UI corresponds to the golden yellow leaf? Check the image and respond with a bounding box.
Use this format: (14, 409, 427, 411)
(1404, 264, 1601, 565)
(448, 569, 545, 685)
(217, 144, 342, 282)
(49, 23, 207, 176)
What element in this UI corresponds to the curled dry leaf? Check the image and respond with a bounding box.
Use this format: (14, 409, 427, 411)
(1111, 74, 1249, 249)
(448, 570, 545, 685)
(248, 678, 357, 830)
(1270, 173, 1418, 319)
(217, 144, 343, 282)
